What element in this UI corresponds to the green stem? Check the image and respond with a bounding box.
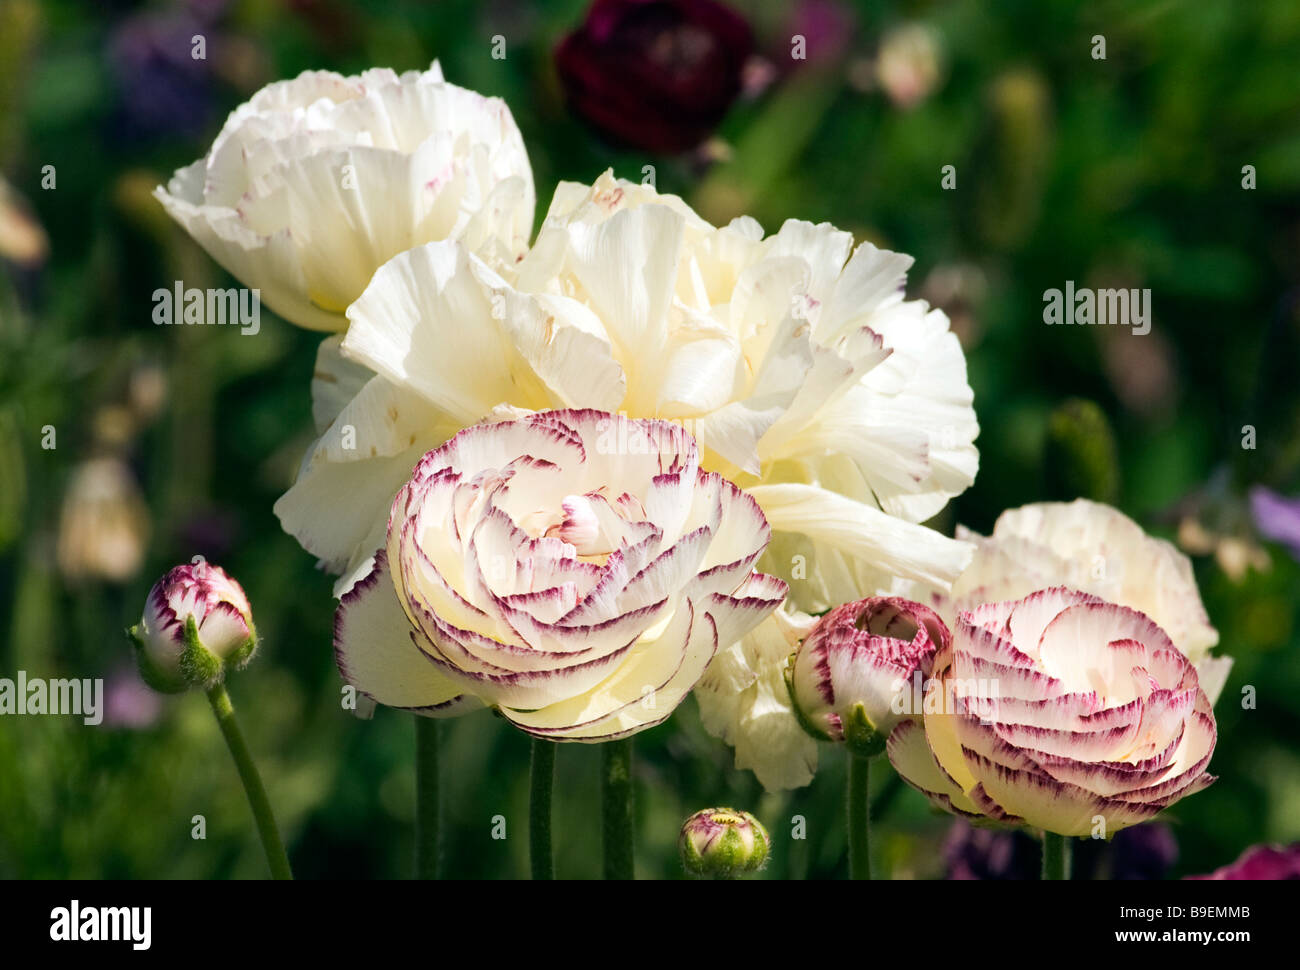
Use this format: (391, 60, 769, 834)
(601, 739, 634, 880)
(529, 738, 555, 880)
(1042, 832, 1072, 880)
(847, 752, 871, 880)
(415, 716, 440, 879)
(205, 682, 292, 880)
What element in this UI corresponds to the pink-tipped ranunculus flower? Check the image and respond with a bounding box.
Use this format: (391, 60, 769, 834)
(334, 409, 786, 740)
(887, 587, 1217, 836)
(130, 562, 258, 693)
(788, 597, 949, 756)
(945, 500, 1228, 700)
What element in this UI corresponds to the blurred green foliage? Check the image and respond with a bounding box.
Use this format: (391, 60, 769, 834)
(0, 0, 1298, 879)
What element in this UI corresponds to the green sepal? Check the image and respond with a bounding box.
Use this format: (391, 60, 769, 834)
(681, 831, 706, 877)
(179, 614, 222, 688)
(843, 703, 886, 759)
(710, 827, 748, 879)
(226, 616, 259, 671)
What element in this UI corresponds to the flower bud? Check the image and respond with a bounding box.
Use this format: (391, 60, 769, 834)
(679, 808, 770, 879)
(128, 562, 257, 693)
(787, 597, 948, 756)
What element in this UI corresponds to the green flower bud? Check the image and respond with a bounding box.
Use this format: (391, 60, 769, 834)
(1045, 397, 1120, 504)
(679, 808, 770, 879)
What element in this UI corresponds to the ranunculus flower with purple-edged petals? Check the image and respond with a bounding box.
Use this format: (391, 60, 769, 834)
(1187, 842, 1300, 880)
(155, 61, 533, 332)
(887, 587, 1217, 837)
(788, 597, 948, 755)
(555, 0, 754, 154)
(130, 562, 258, 693)
(903, 499, 1232, 705)
(334, 409, 786, 739)
(1250, 486, 1300, 561)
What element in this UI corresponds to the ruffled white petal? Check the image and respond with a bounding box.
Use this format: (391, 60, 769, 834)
(156, 62, 533, 332)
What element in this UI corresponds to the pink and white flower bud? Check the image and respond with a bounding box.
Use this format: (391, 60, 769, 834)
(130, 562, 258, 693)
(788, 597, 949, 756)
(679, 808, 770, 879)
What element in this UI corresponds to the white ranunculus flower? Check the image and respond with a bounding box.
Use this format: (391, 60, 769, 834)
(155, 62, 533, 332)
(275, 171, 978, 612)
(908, 500, 1230, 703)
(695, 605, 819, 790)
(887, 587, 1218, 837)
(334, 409, 786, 739)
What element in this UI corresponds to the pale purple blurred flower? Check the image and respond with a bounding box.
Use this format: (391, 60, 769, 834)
(103, 666, 164, 729)
(1188, 843, 1300, 880)
(1250, 486, 1300, 561)
(108, 0, 229, 141)
(943, 820, 1037, 880)
(1104, 822, 1179, 880)
(944, 819, 1178, 880)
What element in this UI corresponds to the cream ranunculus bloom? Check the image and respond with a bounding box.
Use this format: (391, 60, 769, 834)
(695, 497, 1231, 791)
(933, 500, 1230, 703)
(333, 409, 787, 739)
(886, 587, 1217, 836)
(695, 605, 819, 790)
(155, 62, 533, 332)
(275, 170, 978, 609)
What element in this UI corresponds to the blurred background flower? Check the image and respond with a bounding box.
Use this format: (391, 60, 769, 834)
(555, 0, 754, 154)
(1187, 842, 1300, 880)
(107, 0, 229, 143)
(102, 664, 165, 730)
(1250, 487, 1300, 562)
(0, 173, 47, 268)
(945, 820, 1179, 881)
(872, 23, 943, 110)
(774, 0, 856, 73)
(56, 456, 150, 585)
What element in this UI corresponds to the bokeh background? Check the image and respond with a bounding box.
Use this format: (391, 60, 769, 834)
(1, 0, 1298, 879)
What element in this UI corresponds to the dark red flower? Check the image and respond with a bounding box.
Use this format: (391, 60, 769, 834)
(555, 0, 754, 154)
(1187, 843, 1300, 880)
